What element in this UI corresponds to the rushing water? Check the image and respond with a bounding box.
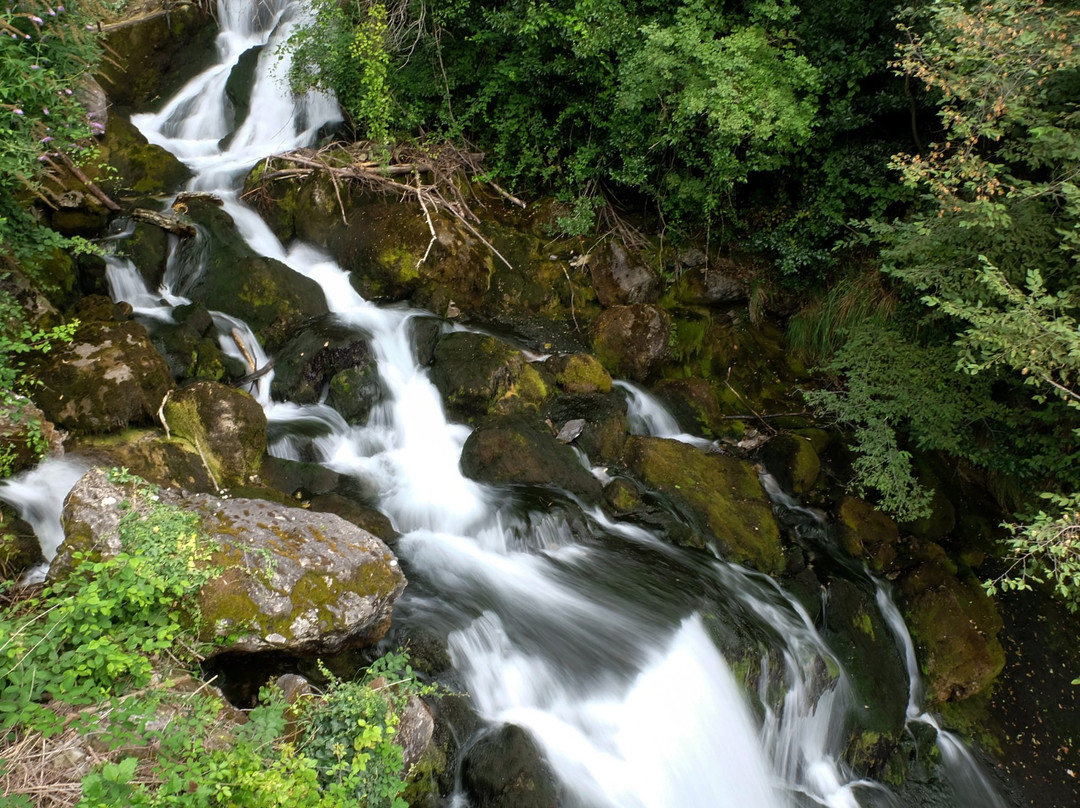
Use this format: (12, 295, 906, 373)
(0, 0, 1008, 803)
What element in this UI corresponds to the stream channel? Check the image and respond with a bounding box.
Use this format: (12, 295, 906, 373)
(1, 0, 1018, 804)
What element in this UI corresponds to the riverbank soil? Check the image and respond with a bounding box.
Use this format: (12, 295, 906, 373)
(984, 588, 1080, 807)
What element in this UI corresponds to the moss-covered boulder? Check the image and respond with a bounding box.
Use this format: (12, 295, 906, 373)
(545, 353, 612, 394)
(655, 377, 723, 436)
(898, 563, 1005, 704)
(98, 113, 191, 195)
(588, 240, 660, 307)
(621, 436, 784, 572)
(73, 427, 221, 494)
(461, 724, 559, 808)
(56, 468, 406, 657)
(29, 301, 174, 433)
(430, 332, 549, 421)
(270, 316, 377, 406)
(460, 417, 603, 501)
(757, 433, 821, 497)
(174, 197, 329, 352)
(162, 381, 266, 489)
(672, 259, 749, 305)
(591, 304, 670, 382)
(148, 301, 228, 384)
(835, 497, 900, 574)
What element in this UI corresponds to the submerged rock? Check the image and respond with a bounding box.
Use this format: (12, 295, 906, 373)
(621, 436, 784, 572)
(56, 468, 406, 657)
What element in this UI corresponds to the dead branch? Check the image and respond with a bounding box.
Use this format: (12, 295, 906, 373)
(132, 208, 197, 237)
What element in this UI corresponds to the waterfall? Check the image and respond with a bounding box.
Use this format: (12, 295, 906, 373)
(38, 0, 1013, 804)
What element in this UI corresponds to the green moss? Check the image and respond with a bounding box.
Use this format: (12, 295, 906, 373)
(551, 354, 612, 394)
(854, 610, 875, 639)
(379, 245, 421, 285)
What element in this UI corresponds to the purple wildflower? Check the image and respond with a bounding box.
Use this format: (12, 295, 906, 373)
(13, 108, 23, 115)
(41, 136, 53, 143)
(30, 65, 40, 70)
(30, 15, 42, 23)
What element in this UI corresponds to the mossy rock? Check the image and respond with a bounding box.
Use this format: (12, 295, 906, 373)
(460, 416, 603, 502)
(175, 197, 329, 352)
(98, 113, 191, 195)
(835, 496, 900, 573)
(621, 435, 784, 572)
(898, 563, 1005, 705)
(56, 468, 407, 656)
(270, 316, 377, 406)
(757, 433, 821, 496)
(542, 391, 627, 465)
(545, 353, 612, 394)
(587, 239, 660, 307)
(591, 304, 670, 382)
(899, 458, 957, 542)
(430, 332, 550, 421)
(73, 427, 219, 493)
(654, 377, 723, 437)
(0, 507, 44, 582)
(163, 381, 267, 488)
(98, 3, 219, 111)
(0, 397, 63, 475)
(29, 313, 174, 434)
(221, 45, 261, 146)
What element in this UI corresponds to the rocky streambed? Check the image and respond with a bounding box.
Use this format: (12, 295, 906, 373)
(1, 2, 1078, 806)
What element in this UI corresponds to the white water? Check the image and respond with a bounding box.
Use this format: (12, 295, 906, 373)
(56, 0, 1010, 804)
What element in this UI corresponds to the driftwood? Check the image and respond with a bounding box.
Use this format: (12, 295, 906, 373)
(132, 207, 197, 237)
(243, 142, 514, 269)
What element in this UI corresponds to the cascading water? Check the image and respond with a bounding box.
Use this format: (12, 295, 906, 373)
(29, 0, 1009, 804)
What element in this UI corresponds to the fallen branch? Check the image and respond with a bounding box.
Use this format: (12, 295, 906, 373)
(132, 208, 197, 237)
(52, 151, 121, 212)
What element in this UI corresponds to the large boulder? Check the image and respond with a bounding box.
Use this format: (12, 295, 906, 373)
(174, 197, 329, 352)
(56, 469, 406, 657)
(544, 353, 612, 395)
(460, 417, 602, 501)
(461, 724, 559, 808)
(162, 381, 267, 489)
(542, 392, 627, 465)
(430, 332, 549, 421)
(898, 563, 1005, 704)
(29, 299, 174, 433)
(588, 241, 660, 307)
(757, 433, 821, 497)
(672, 259, 749, 305)
(591, 304, 670, 382)
(98, 113, 191, 195)
(621, 436, 784, 572)
(835, 497, 900, 574)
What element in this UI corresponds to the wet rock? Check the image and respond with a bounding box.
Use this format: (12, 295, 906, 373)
(150, 301, 228, 383)
(757, 433, 821, 496)
(899, 563, 1005, 704)
(0, 397, 63, 475)
(98, 2, 219, 111)
(544, 352, 612, 394)
(588, 240, 660, 306)
(307, 495, 396, 542)
(430, 332, 549, 421)
(29, 303, 173, 433)
(0, 506, 44, 581)
(542, 392, 627, 464)
(460, 417, 602, 501)
(175, 197, 329, 352)
(591, 304, 670, 382)
(622, 436, 784, 572)
(270, 316, 377, 406)
(835, 497, 900, 574)
(163, 381, 267, 489)
(655, 377, 722, 436)
(899, 461, 957, 543)
(326, 364, 382, 424)
(98, 113, 191, 195)
(74, 428, 221, 493)
(56, 468, 406, 657)
(222, 46, 261, 144)
(461, 724, 559, 808)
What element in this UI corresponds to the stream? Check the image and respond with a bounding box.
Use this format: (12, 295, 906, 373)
(0, 0, 1014, 804)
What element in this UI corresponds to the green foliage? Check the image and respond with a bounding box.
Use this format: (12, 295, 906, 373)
(285, 0, 392, 142)
(985, 492, 1080, 612)
(0, 475, 213, 735)
(69, 652, 432, 808)
(0, 0, 103, 265)
(297, 653, 433, 808)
